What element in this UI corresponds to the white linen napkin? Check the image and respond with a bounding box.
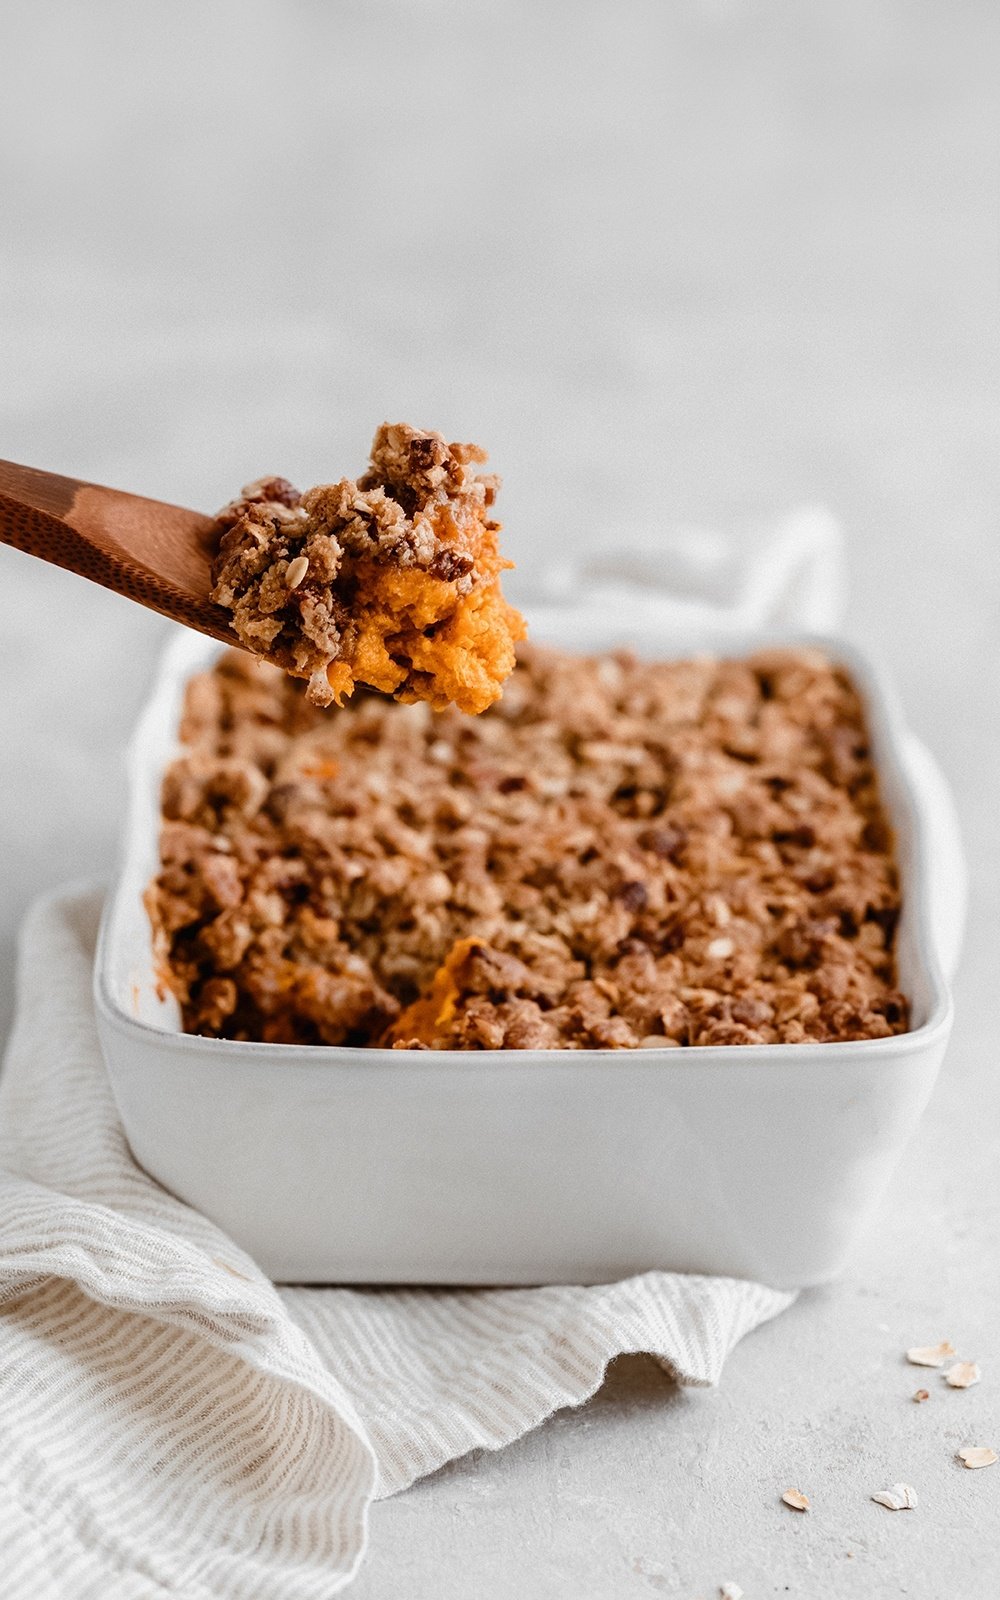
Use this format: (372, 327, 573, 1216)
(0, 508, 889, 1599)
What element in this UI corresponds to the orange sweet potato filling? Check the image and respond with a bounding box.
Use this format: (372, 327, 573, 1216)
(327, 537, 525, 715)
(389, 938, 485, 1046)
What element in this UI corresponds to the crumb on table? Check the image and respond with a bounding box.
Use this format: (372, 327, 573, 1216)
(145, 642, 908, 1050)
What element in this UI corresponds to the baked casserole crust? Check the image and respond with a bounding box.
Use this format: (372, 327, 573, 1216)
(145, 643, 908, 1050)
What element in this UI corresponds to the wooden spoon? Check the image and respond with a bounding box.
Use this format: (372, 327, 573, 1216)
(0, 459, 234, 644)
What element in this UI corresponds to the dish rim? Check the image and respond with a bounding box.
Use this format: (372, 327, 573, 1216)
(94, 626, 953, 1069)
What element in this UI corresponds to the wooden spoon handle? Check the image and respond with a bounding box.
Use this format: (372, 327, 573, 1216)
(0, 459, 235, 644)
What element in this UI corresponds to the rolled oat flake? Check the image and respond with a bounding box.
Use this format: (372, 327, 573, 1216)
(871, 1483, 918, 1511)
(906, 1341, 956, 1368)
(781, 1488, 810, 1511)
(944, 1361, 981, 1389)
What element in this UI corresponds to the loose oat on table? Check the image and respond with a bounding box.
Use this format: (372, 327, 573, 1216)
(906, 1341, 956, 1368)
(871, 1483, 918, 1511)
(781, 1489, 811, 1512)
(210, 422, 525, 713)
(145, 642, 909, 1050)
(912, 1388, 931, 1403)
(957, 1447, 998, 1470)
(944, 1361, 981, 1389)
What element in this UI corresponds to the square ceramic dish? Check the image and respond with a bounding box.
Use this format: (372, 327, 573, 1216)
(95, 618, 963, 1289)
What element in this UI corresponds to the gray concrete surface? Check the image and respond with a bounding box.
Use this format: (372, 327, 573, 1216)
(1, 4, 997, 1596)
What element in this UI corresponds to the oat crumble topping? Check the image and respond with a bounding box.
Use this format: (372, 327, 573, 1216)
(145, 642, 908, 1050)
(210, 423, 525, 713)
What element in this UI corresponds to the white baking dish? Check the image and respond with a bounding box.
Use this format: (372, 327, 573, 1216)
(95, 619, 964, 1289)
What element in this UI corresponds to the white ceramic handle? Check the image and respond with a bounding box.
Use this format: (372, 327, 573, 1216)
(531, 507, 847, 635)
(900, 734, 966, 982)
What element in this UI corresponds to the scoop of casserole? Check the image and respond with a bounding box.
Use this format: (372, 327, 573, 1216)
(210, 423, 525, 714)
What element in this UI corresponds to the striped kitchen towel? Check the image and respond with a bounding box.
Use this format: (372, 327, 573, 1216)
(0, 886, 792, 1599)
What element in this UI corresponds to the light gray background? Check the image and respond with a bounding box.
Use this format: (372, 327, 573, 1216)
(1, 3, 997, 1596)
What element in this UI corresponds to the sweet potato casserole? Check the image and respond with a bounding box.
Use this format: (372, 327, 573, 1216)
(145, 642, 908, 1050)
(210, 423, 524, 714)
